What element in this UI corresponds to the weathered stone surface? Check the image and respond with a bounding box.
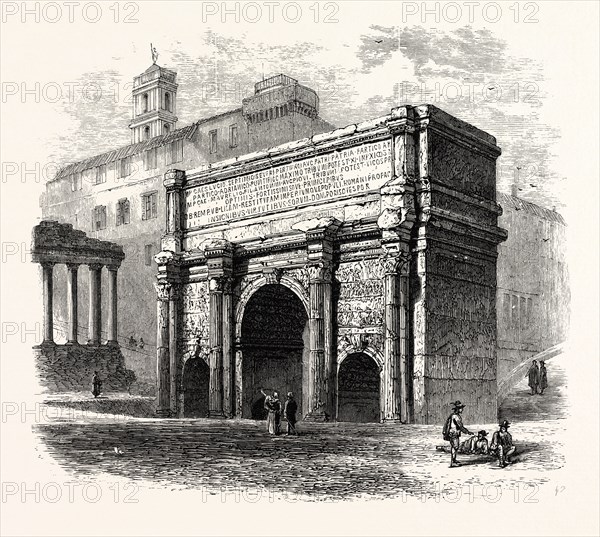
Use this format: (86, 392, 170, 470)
(33, 344, 135, 393)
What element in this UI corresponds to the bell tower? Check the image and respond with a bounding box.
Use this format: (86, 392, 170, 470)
(129, 59, 178, 143)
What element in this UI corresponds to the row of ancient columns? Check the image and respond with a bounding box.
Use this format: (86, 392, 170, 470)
(40, 261, 119, 346)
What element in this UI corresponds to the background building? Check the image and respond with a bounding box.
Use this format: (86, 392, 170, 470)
(496, 190, 569, 380)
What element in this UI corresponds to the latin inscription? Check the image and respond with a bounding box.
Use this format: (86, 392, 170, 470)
(184, 139, 391, 227)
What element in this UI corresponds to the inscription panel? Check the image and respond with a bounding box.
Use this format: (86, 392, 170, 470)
(184, 139, 392, 227)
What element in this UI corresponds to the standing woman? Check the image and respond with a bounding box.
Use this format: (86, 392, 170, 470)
(261, 389, 282, 435)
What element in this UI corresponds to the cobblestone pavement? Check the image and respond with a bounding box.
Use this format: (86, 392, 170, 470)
(33, 355, 568, 502)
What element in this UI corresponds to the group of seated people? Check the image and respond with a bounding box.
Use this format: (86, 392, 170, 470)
(458, 420, 516, 467)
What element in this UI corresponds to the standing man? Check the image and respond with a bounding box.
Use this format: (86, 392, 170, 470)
(539, 360, 548, 394)
(91, 371, 102, 398)
(442, 401, 474, 468)
(526, 360, 540, 395)
(284, 392, 298, 435)
(490, 420, 516, 467)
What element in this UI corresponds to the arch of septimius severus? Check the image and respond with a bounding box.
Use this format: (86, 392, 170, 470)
(153, 104, 507, 425)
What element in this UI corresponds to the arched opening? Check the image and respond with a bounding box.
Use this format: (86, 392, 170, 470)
(142, 93, 149, 113)
(165, 92, 171, 112)
(337, 352, 381, 423)
(163, 124, 170, 135)
(240, 284, 309, 419)
(182, 358, 209, 418)
(143, 126, 150, 140)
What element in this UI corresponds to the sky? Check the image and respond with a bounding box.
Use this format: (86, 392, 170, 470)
(2, 1, 597, 212)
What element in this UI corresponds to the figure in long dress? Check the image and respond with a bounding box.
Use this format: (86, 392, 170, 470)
(539, 360, 548, 394)
(92, 371, 102, 398)
(262, 389, 281, 435)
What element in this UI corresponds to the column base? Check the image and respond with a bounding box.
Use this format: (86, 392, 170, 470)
(382, 417, 404, 424)
(65, 340, 79, 346)
(208, 410, 226, 419)
(155, 408, 172, 418)
(87, 340, 101, 346)
(38, 340, 56, 348)
(105, 340, 119, 347)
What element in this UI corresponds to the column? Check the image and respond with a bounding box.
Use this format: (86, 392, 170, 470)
(155, 282, 171, 417)
(304, 263, 332, 421)
(41, 262, 55, 345)
(66, 263, 79, 344)
(222, 278, 234, 418)
(380, 252, 411, 423)
(168, 284, 179, 416)
(381, 253, 402, 422)
(87, 263, 102, 345)
(106, 266, 118, 345)
(208, 277, 224, 418)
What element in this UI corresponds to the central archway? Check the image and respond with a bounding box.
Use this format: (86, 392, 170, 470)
(240, 283, 309, 419)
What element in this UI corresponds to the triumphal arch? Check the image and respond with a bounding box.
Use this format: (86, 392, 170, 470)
(154, 104, 507, 424)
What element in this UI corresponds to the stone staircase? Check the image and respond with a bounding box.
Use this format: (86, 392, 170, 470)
(497, 342, 566, 404)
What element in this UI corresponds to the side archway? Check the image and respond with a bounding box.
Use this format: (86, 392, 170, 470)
(337, 346, 383, 423)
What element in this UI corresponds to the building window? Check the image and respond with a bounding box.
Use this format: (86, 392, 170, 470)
(144, 244, 154, 266)
(164, 92, 171, 112)
(209, 130, 218, 154)
(166, 139, 183, 165)
(144, 126, 151, 140)
(119, 156, 131, 178)
(116, 198, 130, 226)
(142, 191, 158, 220)
(142, 93, 149, 113)
(229, 124, 238, 148)
(144, 148, 157, 171)
(96, 165, 106, 184)
(70, 172, 82, 191)
(163, 124, 170, 135)
(93, 205, 107, 231)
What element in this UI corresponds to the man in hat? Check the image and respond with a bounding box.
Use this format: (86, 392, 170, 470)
(490, 420, 516, 467)
(539, 360, 548, 394)
(526, 359, 540, 395)
(460, 430, 489, 455)
(284, 392, 298, 435)
(443, 401, 474, 467)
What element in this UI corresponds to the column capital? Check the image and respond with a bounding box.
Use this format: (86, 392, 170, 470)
(66, 262, 80, 271)
(378, 251, 410, 276)
(154, 282, 172, 302)
(307, 262, 333, 283)
(40, 261, 55, 269)
(209, 276, 230, 293)
(106, 264, 119, 273)
(88, 262, 103, 271)
(163, 169, 186, 189)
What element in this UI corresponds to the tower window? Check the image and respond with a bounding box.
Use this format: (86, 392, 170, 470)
(163, 124, 170, 135)
(165, 92, 171, 112)
(116, 198, 130, 226)
(142, 93, 149, 114)
(70, 172, 82, 191)
(119, 156, 131, 178)
(229, 124, 238, 148)
(209, 130, 217, 154)
(142, 191, 158, 220)
(144, 126, 150, 140)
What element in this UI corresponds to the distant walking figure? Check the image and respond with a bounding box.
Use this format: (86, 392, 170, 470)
(442, 400, 474, 468)
(262, 389, 281, 435)
(284, 392, 298, 435)
(490, 420, 516, 467)
(526, 359, 540, 395)
(539, 360, 548, 394)
(91, 371, 102, 398)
